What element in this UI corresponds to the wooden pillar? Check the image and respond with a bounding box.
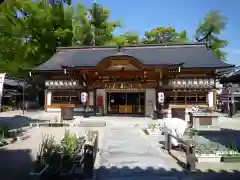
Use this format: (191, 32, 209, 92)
(213, 89, 217, 108)
(156, 86, 159, 111)
(44, 89, 47, 111)
(206, 91, 208, 105)
(94, 88, 96, 115)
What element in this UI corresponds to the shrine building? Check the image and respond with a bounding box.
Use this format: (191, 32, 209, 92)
(31, 43, 234, 116)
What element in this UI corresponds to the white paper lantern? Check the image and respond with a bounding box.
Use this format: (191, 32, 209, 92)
(59, 81, 63, 86)
(182, 80, 186, 85)
(45, 81, 50, 86)
(204, 79, 209, 85)
(187, 79, 192, 85)
(81, 92, 87, 103)
(193, 79, 198, 85)
(210, 79, 215, 85)
(177, 80, 181, 85)
(158, 92, 164, 103)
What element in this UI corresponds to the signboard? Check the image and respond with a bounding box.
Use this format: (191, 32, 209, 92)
(81, 92, 88, 104)
(0, 73, 6, 108)
(158, 92, 164, 103)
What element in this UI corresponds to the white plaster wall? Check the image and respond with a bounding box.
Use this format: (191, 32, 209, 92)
(96, 89, 106, 115)
(208, 91, 214, 107)
(89, 91, 94, 106)
(145, 89, 156, 116)
(47, 91, 52, 106)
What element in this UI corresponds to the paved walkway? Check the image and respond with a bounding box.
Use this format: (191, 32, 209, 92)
(97, 125, 186, 180)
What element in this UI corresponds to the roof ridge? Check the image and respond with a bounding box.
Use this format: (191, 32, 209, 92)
(57, 42, 206, 50)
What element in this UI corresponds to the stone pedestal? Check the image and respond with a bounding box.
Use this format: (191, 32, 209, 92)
(190, 112, 219, 131)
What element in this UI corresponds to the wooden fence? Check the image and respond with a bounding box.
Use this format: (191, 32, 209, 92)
(164, 128, 197, 172)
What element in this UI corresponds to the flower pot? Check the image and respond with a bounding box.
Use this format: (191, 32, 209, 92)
(222, 155, 240, 163)
(29, 164, 49, 176)
(83, 112, 90, 118)
(59, 162, 75, 176)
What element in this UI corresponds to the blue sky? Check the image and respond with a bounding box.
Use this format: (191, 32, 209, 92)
(72, 0, 239, 65)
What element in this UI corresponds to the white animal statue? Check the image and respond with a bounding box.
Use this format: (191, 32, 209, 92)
(164, 118, 188, 146)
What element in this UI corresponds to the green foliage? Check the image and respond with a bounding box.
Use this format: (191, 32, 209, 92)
(38, 134, 57, 165)
(195, 10, 228, 60)
(108, 32, 140, 45)
(0, 124, 9, 138)
(0, 2, 228, 78)
(61, 130, 78, 155)
(142, 26, 188, 44)
(72, 2, 120, 46)
(1, 105, 9, 111)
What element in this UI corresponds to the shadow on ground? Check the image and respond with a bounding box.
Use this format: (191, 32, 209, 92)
(0, 115, 48, 129)
(196, 128, 240, 151)
(0, 148, 34, 180)
(1, 148, 240, 180)
(96, 165, 240, 180)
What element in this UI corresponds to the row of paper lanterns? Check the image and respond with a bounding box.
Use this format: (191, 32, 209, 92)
(169, 78, 215, 86)
(45, 80, 78, 87)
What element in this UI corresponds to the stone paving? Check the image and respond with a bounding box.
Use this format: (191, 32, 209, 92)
(96, 125, 186, 180)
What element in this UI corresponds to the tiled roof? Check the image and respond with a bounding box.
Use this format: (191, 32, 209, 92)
(33, 43, 234, 71)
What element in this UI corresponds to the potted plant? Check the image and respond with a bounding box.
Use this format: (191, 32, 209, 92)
(61, 130, 79, 157)
(83, 104, 90, 118)
(30, 134, 56, 176)
(0, 132, 7, 147)
(30, 155, 50, 176)
(59, 130, 79, 176)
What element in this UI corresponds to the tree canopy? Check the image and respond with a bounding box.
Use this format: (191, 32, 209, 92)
(195, 10, 228, 60)
(0, 0, 228, 77)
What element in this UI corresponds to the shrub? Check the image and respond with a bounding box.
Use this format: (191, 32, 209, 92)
(0, 124, 9, 138)
(2, 106, 9, 112)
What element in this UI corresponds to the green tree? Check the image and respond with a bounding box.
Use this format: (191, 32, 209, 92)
(195, 10, 228, 60)
(0, 0, 74, 76)
(72, 2, 120, 46)
(0, 0, 27, 76)
(0, 0, 122, 76)
(142, 26, 188, 44)
(107, 32, 140, 46)
(121, 32, 139, 45)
